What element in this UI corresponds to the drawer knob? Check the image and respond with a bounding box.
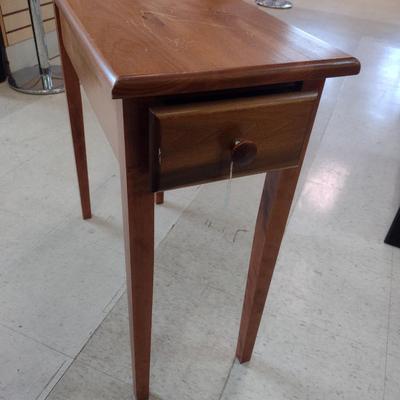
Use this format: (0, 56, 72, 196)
(231, 139, 258, 167)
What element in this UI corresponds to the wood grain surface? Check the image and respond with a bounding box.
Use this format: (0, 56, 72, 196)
(54, 0, 360, 98)
(150, 90, 318, 190)
(236, 80, 325, 363)
(54, 1, 361, 398)
(56, 6, 91, 219)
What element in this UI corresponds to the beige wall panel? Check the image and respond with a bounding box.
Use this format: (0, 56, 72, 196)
(0, 0, 28, 15)
(6, 26, 32, 45)
(0, 10, 7, 45)
(4, 10, 31, 32)
(6, 17, 54, 45)
(0, 0, 50, 15)
(41, 3, 54, 20)
(43, 18, 55, 32)
(1, 0, 54, 46)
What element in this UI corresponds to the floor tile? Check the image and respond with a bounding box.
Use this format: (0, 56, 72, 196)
(292, 77, 345, 210)
(0, 132, 83, 232)
(384, 260, 400, 400)
(0, 325, 70, 400)
(70, 173, 200, 254)
(157, 175, 263, 296)
(76, 266, 242, 400)
(154, 186, 200, 247)
(0, 89, 199, 360)
(221, 313, 386, 400)
(268, 227, 392, 350)
(293, 177, 397, 245)
(151, 284, 241, 400)
(0, 208, 54, 272)
(387, 249, 400, 355)
(312, 76, 400, 164)
(384, 351, 400, 400)
(46, 361, 135, 400)
(385, 258, 400, 400)
(287, 0, 400, 27)
(0, 91, 70, 175)
(385, 248, 400, 399)
(0, 217, 126, 356)
(264, 6, 400, 54)
(0, 83, 39, 122)
(76, 268, 206, 385)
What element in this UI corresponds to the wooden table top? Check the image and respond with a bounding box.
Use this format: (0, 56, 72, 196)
(55, 0, 360, 98)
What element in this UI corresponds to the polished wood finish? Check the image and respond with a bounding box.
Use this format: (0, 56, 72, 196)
(155, 192, 164, 205)
(231, 139, 258, 168)
(56, 7, 91, 220)
(55, 0, 359, 98)
(54, 0, 360, 398)
(120, 184, 154, 400)
(118, 99, 155, 400)
(150, 91, 318, 190)
(237, 169, 303, 361)
(236, 80, 324, 362)
(58, 12, 121, 157)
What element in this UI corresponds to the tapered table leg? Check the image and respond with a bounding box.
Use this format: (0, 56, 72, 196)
(236, 168, 300, 362)
(118, 99, 154, 400)
(56, 7, 91, 220)
(236, 80, 324, 363)
(121, 174, 154, 400)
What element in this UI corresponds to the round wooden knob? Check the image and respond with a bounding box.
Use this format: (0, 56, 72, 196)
(231, 138, 258, 167)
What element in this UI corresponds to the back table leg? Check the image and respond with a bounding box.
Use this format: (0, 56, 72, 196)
(56, 6, 91, 220)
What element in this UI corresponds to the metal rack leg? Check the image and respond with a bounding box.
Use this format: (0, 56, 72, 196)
(8, 0, 64, 95)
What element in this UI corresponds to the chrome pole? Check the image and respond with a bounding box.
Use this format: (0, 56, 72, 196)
(256, 0, 293, 9)
(8, 0, 64, 94)
(29, 0, 51, 73)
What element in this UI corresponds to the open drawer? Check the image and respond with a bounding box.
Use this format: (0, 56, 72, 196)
(149, 90, 318, 191)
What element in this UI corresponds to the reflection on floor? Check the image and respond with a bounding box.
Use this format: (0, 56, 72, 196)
(0, 2, 399, 400)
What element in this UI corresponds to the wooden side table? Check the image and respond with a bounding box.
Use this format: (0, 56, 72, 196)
(54, 1, 360, 398)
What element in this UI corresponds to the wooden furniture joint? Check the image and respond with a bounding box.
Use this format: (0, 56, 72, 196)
(54, 0, 360, 398)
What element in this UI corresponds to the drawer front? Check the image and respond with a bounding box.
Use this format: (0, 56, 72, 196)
(150, 91, 318, 191)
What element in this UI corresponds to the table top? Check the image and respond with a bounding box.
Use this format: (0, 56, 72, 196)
(55, 0, 360, 98)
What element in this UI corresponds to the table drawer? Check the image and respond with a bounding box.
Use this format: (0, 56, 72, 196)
(149, 91, 318, 191)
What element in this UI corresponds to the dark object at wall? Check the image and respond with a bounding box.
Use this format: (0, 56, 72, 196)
(385, 207, 400, 248)
(0, 31, 10, 82)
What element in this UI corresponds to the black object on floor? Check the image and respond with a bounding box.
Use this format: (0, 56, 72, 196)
(0, 31, 10, 83)
(385, 207, 400, 248)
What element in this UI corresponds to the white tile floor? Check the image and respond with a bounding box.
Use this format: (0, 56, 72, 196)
(0, 1, 400, 400)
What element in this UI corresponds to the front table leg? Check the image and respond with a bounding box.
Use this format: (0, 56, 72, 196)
(236, 168, 301, 362)
(118, 99, 155, 400)
(120, 171, 154, 400)
(236, 80, 323, 363)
